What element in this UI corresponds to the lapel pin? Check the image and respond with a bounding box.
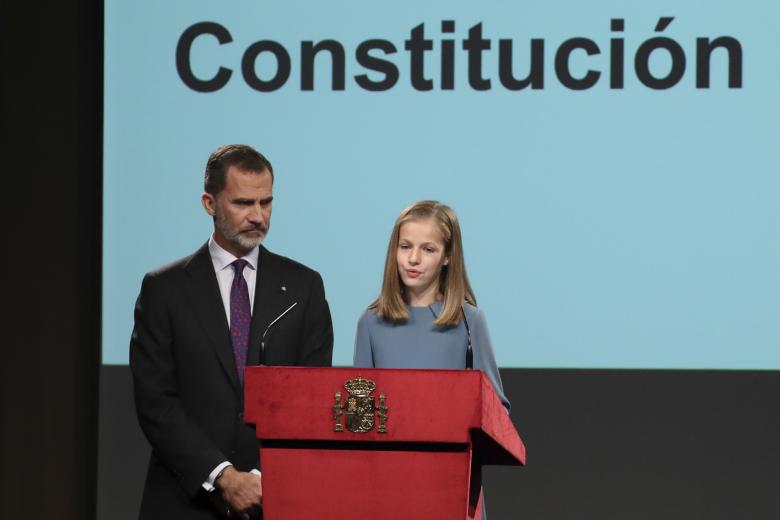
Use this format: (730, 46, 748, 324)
(281, 286, 287, 292)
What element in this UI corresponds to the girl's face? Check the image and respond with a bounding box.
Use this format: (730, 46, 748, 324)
(396, 219, 449, 306)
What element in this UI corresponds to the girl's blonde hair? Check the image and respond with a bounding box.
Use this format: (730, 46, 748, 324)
(371, 200, 476, 326)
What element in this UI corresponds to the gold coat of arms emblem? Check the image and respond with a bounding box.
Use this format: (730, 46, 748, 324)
(332, 376, 388, 434)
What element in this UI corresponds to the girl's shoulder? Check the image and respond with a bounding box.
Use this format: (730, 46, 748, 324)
(461, 301, 488, 327)
(462, 301, 481, 317)
(358, 306, 390, 328)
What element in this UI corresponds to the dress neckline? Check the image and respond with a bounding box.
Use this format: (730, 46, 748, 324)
(407, 300, 443, 311)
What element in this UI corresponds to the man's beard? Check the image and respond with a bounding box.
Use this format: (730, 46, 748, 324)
(215, 213, 267, 255)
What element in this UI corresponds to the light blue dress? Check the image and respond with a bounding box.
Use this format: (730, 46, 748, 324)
(353, 301, 510, 413)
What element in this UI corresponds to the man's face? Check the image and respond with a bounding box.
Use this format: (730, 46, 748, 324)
(201, 165, 273, 257)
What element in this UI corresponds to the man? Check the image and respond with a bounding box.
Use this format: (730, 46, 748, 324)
(130, 144, 333, 519)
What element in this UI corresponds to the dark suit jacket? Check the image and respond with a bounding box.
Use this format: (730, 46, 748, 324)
(130, 243, 333, 519)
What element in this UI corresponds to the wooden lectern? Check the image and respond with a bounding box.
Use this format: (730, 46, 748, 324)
(244, 366, 525, 520)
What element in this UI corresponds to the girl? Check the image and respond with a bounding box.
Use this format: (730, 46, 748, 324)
(353, 200, 509, 411)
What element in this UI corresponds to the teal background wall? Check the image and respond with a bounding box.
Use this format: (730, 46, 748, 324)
(105, 1, 780, 368)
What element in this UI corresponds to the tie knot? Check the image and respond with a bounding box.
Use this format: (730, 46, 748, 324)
(232, 259, 249, 276)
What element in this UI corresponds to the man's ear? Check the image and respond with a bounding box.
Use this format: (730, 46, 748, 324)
(201, 192, 216, 216)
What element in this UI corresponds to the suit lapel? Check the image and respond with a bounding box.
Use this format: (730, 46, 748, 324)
(248, 246, 293, 366)
(183, 243, 241, 393)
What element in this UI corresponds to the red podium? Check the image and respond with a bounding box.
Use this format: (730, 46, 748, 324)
(244, 366, 525, 520)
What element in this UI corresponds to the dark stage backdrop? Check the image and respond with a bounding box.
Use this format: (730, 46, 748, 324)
(3, 2, 101, 520)
(98, 366, 780, 519)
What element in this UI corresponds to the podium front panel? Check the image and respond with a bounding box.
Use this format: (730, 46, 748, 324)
(262, 445, 472, 520)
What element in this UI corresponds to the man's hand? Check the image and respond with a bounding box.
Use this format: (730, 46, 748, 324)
(215, 466, 262, 518)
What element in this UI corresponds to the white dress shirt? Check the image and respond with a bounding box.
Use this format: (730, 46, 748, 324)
(202, 235, 262, 491)
(208, 235, 259, 324)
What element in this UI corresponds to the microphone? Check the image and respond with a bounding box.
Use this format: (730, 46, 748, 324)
(260, 301, 298, 350)
(461, 306, 473, 370)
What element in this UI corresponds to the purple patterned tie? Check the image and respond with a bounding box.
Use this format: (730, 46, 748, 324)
(230, 259, 251, 385)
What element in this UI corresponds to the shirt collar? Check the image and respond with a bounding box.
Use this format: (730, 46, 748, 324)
(208, 235, 259, 272)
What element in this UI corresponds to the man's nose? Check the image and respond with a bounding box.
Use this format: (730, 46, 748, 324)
(248, 205, 264, 224)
